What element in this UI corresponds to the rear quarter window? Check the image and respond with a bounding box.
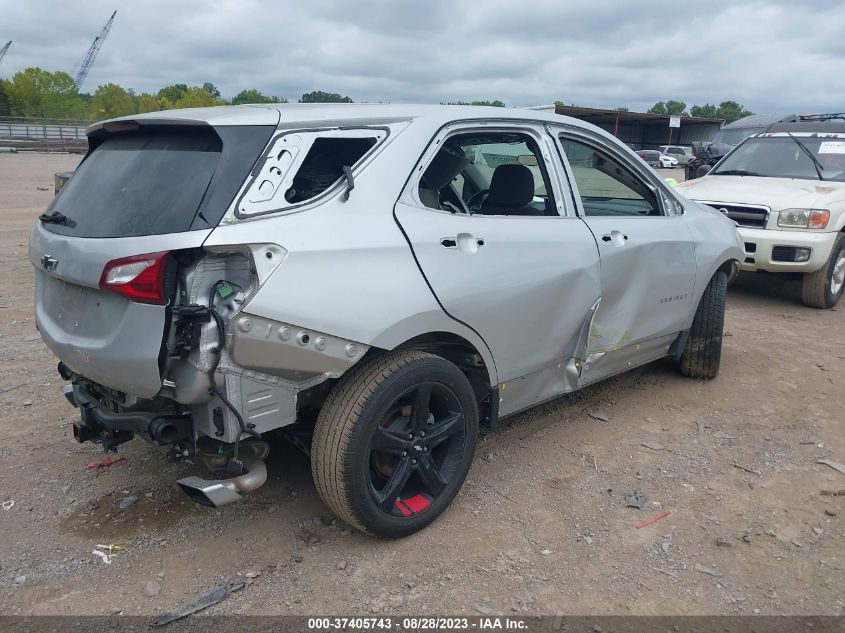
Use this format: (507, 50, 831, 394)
(236, 128, 387, 217)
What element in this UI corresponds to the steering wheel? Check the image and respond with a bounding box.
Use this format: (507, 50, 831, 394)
(465, 188, 490, 213)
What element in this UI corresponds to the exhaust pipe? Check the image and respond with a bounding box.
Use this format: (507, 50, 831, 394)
(177, 441, 269, 508)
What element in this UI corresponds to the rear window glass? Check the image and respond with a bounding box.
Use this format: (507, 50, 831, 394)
(44, 125, 274, 238)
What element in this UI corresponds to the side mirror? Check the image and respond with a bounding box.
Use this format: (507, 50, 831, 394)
(697, 164, 712, 178)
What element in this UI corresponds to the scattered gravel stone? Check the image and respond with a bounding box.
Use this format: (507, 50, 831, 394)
(143, 580, 161, 597)
(765, 529, 776, 537)
(336, 560, 348, 571)
(473, 598, 493, 615)
(118, 495, 138, 510)
(824, 509, 837, 517)
(716, 537, 731, 547)
(694, 563, 722, 578)
(15, 575, 26, 584)
(813, 527, 824, 536)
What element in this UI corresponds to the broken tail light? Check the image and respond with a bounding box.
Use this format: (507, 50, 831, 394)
(99, 251, 170, 305)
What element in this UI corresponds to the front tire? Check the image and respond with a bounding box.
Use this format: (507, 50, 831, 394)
(801, 234, 845, 309)
(311, 350, 479, 538)
(679, 271, 728, 379)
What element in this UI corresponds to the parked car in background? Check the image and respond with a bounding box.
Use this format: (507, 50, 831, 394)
(658, 153, 679, 169)
(637, 150, 677, 169)
(659, 145, 694, 165)
(677, 121, 845, 308)
(32, 104, 742, 537)
(636, 149, 661, 167)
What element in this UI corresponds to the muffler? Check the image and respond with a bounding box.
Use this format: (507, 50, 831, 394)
(177, 441, 270, 507)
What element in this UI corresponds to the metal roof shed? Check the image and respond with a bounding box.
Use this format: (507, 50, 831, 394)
(554, 105, 724, 150)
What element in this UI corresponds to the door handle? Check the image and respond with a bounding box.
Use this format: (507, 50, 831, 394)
(601, 232, 629, 245)
(441, 235, 485, 251)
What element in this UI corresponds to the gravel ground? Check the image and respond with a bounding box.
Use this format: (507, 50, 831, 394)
(0, 153, 842, 617)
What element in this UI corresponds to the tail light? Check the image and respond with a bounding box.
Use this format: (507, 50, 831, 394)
(99, 251, 170, 305)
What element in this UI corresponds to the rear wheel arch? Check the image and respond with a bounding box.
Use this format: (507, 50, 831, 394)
(360, 332, 495, 423)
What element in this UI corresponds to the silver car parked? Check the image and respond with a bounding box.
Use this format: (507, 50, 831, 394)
(31, 104, 743, 537)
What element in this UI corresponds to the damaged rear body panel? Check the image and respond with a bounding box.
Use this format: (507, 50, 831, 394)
(31, 104, 743, 520)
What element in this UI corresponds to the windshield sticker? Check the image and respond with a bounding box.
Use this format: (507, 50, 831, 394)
(818, 141, 845, 155)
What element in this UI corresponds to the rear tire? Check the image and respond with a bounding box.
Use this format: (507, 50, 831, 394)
(311, 350, 478, 538)
(679, 271, 728, 379)
(801, 234, 845, 309)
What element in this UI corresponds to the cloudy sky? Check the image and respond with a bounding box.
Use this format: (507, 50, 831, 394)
(2, 0, 844, 113)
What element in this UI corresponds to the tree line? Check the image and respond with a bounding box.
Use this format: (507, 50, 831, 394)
(647, 99, 753, 124)
(0, 66, 757, 126)
(0, 67, 357, 120)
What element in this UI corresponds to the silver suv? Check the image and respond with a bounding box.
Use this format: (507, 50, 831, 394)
(31, 104, 743, 537)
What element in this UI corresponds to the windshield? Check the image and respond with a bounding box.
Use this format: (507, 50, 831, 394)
(711, 136, 845, 182)
(711, 128, 759, 146)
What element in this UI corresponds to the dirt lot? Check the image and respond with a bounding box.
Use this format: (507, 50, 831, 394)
(0, 153, 842, 617)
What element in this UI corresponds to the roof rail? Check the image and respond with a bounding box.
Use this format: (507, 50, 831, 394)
(797, 112, 845, 122)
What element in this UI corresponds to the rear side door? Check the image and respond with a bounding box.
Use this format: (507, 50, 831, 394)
(551, 129, 697, 383)
(394, 123, 601, 392)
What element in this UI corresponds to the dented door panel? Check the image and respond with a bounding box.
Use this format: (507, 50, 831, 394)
(580, 215, 697, 353)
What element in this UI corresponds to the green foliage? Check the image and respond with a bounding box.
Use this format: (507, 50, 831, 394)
(299, 90, 353, 103)
(156, 83, 188, 108)
(135, 92, 161, 113)
(202, 82, 221, 99)
(690, 103, 718, 118)
(713, 100, 753, 124)
(90, 82, 135, 119)
(2, 67, 86, 118)
(174, 86, 226, 109)
(614, 106, 629, 112)
(0, 82, 10, 117)
(446, 99, 506, 107)
(648, 100, 687, 116)
(231, 89, 287, 105)
(653, 99, 753, 123)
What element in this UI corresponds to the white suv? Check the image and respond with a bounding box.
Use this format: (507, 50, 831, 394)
(659, 145, 693, 165)
(677, 122, 845, 308)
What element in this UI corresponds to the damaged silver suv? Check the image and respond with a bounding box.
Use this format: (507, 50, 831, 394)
(32, 104, 743, 537)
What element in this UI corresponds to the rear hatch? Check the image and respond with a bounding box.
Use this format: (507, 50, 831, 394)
(30, 112, 278, 397)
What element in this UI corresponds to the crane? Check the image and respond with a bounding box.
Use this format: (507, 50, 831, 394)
(0, 41, 11, 65)
(74, 11, 117, 90)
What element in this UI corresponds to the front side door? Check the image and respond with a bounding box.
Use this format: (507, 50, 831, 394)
(551, 130, 697, 382)
(394, 124, 601, 389)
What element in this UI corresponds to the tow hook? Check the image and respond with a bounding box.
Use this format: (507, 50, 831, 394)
(177, 441, 270, 507)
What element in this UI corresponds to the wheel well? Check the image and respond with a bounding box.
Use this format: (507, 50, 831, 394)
(389, 332, 496, 426)
(717, 259, 739, 283)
